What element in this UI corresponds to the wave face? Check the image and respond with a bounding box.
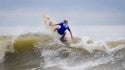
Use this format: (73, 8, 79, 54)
(0, 33, 125, 70)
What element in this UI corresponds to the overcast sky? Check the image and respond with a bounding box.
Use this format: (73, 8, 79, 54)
(0, 0, 125, 26)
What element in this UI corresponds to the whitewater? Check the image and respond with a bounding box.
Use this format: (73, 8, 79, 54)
(0, 25, 125, 70)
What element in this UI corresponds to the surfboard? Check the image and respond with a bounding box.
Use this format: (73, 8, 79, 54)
(43, 15, 59, 33)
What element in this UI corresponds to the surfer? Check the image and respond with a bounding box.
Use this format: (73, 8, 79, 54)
(49, 20, 74, 42)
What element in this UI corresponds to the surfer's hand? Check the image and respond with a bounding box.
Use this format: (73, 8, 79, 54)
(49, 22, 52, 26)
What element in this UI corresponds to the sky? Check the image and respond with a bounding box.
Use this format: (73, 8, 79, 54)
(0, 0, 125, 26)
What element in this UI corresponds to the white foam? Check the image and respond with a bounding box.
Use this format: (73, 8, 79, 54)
(106, 45, 125, 54)
(0, 36, 15, 63)
(56, 57, 110, 70)
(70, 37, 107, 53)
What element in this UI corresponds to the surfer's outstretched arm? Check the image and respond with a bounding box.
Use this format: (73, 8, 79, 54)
(49, 22, 60, 31)
(49, 22, 59, 26)
(68, 28, 74, 40)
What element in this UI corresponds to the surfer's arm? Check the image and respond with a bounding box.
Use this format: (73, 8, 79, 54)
(49, 22, 60, 26)
(68, 28, 74, 39)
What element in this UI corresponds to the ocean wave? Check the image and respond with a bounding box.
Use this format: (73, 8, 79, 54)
(0, 32, 125, 70)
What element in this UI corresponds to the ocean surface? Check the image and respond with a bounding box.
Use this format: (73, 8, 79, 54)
(0, 25, 125, 70)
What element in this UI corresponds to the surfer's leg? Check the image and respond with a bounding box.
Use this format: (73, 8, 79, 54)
(60, 32, 66, 42)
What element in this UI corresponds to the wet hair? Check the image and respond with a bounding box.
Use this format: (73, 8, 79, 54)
(64, 20, 68, 23)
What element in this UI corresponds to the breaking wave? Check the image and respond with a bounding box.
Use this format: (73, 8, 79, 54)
(0, 33, 125, 70)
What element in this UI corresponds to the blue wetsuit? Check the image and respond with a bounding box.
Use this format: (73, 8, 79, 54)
(58, 22, 70, 35)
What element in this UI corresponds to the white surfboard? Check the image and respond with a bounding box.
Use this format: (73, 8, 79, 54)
(43, 15, 59, 33)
